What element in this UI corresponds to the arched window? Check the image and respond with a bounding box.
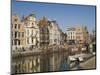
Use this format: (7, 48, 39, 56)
(18, 40, 20, 45)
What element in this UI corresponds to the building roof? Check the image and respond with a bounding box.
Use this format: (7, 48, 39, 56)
(29, 13, 36, 17)
(67, 27, 76, 31)
(22, 13, 36, 21)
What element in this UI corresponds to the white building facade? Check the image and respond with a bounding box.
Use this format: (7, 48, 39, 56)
(66, 28, 76, 43)
(48, 20, 61, 45)
(23, 14, 40, 49)
(66, 26, 89, 44)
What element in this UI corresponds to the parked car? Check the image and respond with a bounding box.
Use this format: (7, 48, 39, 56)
(81, 47, 86, 51)
(72, 47, 78, 52)
(69, 56, 76, 62)
(78, 57, 84, 62)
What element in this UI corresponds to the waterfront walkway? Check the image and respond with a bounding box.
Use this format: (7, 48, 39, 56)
(71, 56, 96, 70)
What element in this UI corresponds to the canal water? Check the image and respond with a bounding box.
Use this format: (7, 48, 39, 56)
(12, 47, 69, 74)
(59, 57, 70, 71)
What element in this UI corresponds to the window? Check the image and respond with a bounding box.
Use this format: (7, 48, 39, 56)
(12, 32, 14, 38)
(14, 40, 17, 45)
(14, 18, 18, 22)
(32, 30, 34, 35)
(15, 24, 17, 29)
(71, 32, 72, 35)
(27, 30, 29, 36)
(18, 40, 20, 45)
(32, 23, 34, 25)
(18, 24, 20, 29)
(22, 32, 24, 37)
(32, 37, 33, 43)
(15, 32, 17, 38)
(18, 32, 20, 37)
(27, 38, 29, 44)
(12, 40, 13, 45)
(70, 36, 71, 39)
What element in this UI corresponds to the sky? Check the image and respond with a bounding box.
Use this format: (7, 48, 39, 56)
(12, 0, 96, 33)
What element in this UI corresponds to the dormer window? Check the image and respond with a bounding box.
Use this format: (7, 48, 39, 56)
(14, 18, 18, 22)
(32, 23, 34, 25)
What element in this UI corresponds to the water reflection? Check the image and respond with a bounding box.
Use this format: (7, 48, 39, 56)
(59, 57, 70, 71)
(12, 47, 69, 74)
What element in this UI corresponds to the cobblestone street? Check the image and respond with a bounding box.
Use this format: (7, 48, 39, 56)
(80, 56, 96, 69)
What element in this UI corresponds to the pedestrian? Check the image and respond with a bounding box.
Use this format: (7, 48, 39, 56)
(75, 58, 80, 69)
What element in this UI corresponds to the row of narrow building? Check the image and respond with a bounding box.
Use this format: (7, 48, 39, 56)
(12, 13, 67, 51)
